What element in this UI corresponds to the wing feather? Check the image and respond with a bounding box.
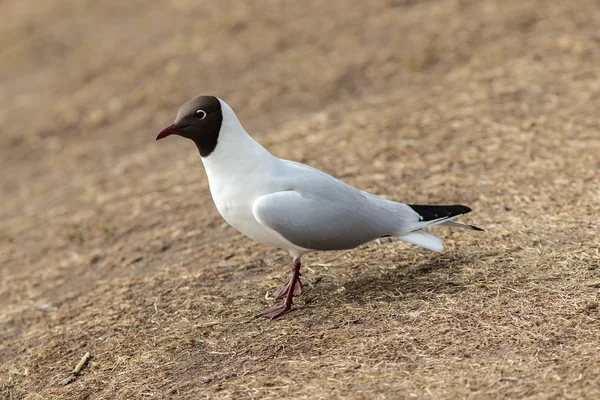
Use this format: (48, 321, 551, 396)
(252, 190, 393, 251)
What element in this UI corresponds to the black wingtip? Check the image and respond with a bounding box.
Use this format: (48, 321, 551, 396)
(469, 225, 485, 232)
(454, 205, 472, 214)
(408, 204, 472, 222)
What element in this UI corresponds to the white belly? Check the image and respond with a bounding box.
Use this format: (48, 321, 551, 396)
(207, 172, 296, 250)
(213, 195, 283, 247)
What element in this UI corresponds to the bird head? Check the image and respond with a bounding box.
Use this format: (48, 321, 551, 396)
(156, 95, 223, 157)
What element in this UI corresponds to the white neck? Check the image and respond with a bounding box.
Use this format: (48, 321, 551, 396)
(200, 99, 278, 178)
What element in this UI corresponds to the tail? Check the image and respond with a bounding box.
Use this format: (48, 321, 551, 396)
(397, 204, 483, 252)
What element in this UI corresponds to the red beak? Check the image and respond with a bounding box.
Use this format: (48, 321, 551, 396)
(156, 123, 178, 140)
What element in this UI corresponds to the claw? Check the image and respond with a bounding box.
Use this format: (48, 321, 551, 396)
(258, 304, 289, 319)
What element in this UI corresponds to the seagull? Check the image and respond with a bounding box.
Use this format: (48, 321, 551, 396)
(156, 96, 482, 319)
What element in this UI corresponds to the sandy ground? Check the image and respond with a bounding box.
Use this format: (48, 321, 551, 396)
(1, 0, 600, 398)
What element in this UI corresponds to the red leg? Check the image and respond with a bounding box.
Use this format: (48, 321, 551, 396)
(259, 258, 302, 319)
(273, 271, 303, 300)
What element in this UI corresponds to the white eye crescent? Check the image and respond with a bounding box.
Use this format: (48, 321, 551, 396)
(195, 109, 206, 120)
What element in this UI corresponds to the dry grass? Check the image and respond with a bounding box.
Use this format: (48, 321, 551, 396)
(1, 0, 600, 398)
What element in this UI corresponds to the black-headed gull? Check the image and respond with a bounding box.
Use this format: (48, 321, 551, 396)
(156, 96, 482, 319)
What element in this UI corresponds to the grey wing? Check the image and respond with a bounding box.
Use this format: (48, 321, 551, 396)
(252, 190, 401, 251)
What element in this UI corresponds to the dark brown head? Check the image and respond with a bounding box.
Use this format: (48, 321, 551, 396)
(156, 96, 223, 157)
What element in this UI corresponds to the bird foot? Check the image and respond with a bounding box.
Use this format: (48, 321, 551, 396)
(273, 278, 303, 300)
(257, 304, 290, 320)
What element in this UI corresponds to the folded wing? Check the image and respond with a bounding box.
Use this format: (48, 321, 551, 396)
(252, 190, 399, 251)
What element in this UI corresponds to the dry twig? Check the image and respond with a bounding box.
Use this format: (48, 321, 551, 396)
(59, 352, 91, 386)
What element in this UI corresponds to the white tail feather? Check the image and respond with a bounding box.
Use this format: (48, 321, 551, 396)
(399, 231, 443, 252)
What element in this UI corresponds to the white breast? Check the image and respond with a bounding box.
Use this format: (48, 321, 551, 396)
(202, 136, 293, 249)
(207, 171, 289, 249)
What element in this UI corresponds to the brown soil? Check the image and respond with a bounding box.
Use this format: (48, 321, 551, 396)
(2, 0, 600, 398)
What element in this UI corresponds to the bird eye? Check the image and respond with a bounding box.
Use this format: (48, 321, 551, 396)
(195, 109, 207, 120)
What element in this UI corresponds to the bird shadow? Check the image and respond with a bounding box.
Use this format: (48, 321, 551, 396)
(315, 251, 485, 307)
